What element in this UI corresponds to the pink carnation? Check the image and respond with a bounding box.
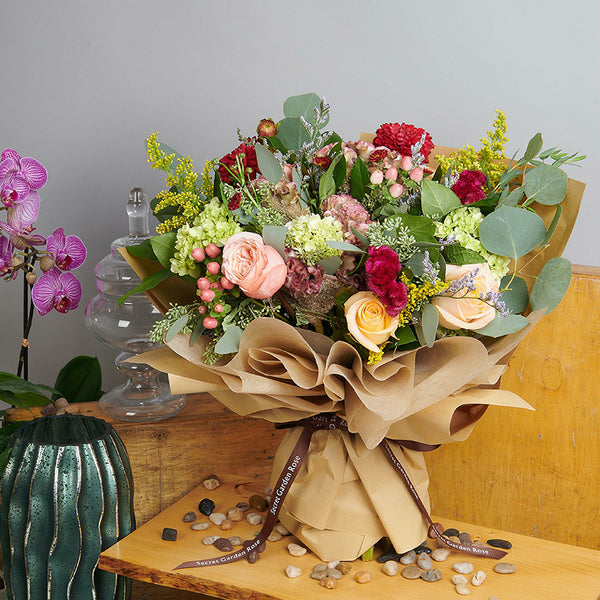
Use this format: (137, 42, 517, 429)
(452, 170, 487, 205)
(365, 245, 408, 317)
(321, 194, 371, 245)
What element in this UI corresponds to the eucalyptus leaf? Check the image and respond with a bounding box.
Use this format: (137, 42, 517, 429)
(421, 302, 439, 348)
(126, 239, 158, 261)
(254, 143, 283, 184)
(262, 225, 288, 259)
(443, 244, 485, 265)
(523, 164, 568, 205)
(540, 204, 562, 247)
(499, 275, 529, 313)
(118, 268, 174, 306)
(420, 180, 462, 218)
(522, 133, 543, 163)
(479, 206, 546, 259)
(275, 117, 311, 153)
(189, 320, 206, 346)
(326, 240, 365, 253)
(214, 325, 243, 355)
(404, 252, 427, 277)
(165, 315, 190, 343)
(350, 226, 369, 247)
(477, 313, 530, 337)
(530, 257, 571, 314)
(319, 255, 342, 274)
(53, 355, 102, 403)
(283, 93, 322, 124)
(150, 232, 178, 269)
(498, 186, 524, 208)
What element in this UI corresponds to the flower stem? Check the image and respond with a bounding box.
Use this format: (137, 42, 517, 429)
(16, 251, 35, 380)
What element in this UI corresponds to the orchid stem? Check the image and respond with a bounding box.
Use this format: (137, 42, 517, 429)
(17, 250, 35, 380)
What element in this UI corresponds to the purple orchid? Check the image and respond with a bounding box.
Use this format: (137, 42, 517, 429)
(0, 208, 46, 250)
(31, 267, 82, 316)
(46, 227, 86, 271)
(0, 235, 14, 276)
(0, 148, 46, 226)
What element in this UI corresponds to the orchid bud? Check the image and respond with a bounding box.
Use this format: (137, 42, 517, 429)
(409, 167, 424, 182)
(206, 261, 220, 275)
(191, 247, 206, 262)
(200, 289, 215, 302)
(389, 183, 404, 198)
(10, 256, 23, 268)
(197, 277, 210, 290)
(256, 118, 277, 138)
(40, 256, 55, 272)
(203, 316, 218, 329)
(205, 243, 221, 258)
(400, 156, 413, 171)
(370, 169, 384, 185)
(26, 271, 37, 285)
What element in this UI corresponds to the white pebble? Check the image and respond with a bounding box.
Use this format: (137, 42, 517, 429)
(472, 570, 486, 586)
(400, 550, 416, 564)
(453, 561, 474, 574)
(267, 531, 282, 542)
(288, 543, 307, 557)
(202, 535, 220, 545)
(229, 536, 243, 546)
(285, 565, 302, 578)
(190, 522, 210, 531)
(456, 583, 471, 595)
(451, 574, 468, 585)
(431, 548, 451, 561)
(209, 512, 226, 526)
(275, 523, 291, 536)
(327, 560, 340, 569)
(382, 560, 398, 576)
(246, 512, 263, 525)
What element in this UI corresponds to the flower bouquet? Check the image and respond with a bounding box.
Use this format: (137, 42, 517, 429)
(122, 93, 585, 564)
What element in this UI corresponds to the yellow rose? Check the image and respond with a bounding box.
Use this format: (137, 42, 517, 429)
(431, 263, 499, 330)
(344, 292, 399, 353)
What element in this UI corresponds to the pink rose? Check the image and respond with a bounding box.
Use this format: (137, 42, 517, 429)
(344, 291, 399, 353)
(431, 263, 499, 330)
(221, 232, 287, 299)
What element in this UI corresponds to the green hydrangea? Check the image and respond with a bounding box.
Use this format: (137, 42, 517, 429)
(170, 198, 241, 277)
(285, 214, 343, 265)
(435, 206, 511, 280)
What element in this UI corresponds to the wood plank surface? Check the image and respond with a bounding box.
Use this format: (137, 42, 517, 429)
(100, 475, 600, 600)
(426, 265, 600, 549)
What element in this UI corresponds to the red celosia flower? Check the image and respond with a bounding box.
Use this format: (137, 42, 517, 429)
(452, 170, 487, 205)
(313, 155, 332, 169)
(365, 245, 408, 316)
(374, 122, 434, 161)
(218, 143, 261, 185)
(228, 193, 241, 211)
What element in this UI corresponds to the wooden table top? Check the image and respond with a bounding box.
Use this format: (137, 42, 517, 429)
(99, 474, 600, 600)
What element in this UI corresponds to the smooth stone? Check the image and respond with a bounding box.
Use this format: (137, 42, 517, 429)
(319, 576, 337, 589)
(377, 552, 401, 563)
(246, 550, 260, 564)
(220, 519, 232, 531)
(267, 531, 282, 542)
(413, 544, 431, 554)
(275, 523, 290, 536)
(229, 536, 243, 546)
(327, 560, 340, 569)
(182, 511, 196, 523)
(310, 570, 327, 581)
(198, 498, 215, 516)
(249, 494, 268, 512)
(416, 553, 433, 570)
(382, 560, 398, 576)
(452, 574, 468, 585)
(453, 562, 474, 574)
(191, 522, 210, 531)
(472, 570, 486, 586)
(226, 506, 243, 522)
(337, 562, 352, 575)
(288, 543, 307, 557)
(313, 563, 328, 572)
(401, 565, 422, 580)
(431, 548, 451, 562)
(400, 550, 417, 564)
(443, 527, 460, 537)
(326, 568, 342, 580)
(420, 568, 443, 582)
(161, 527, 177, 541)
(203, 475, 220, 490)
(354, 571, 371, 584)
(203, 535, 221, 545)
(459, 532, 473, 546)
(214, 537, 233, 552)
(494, 562, 517, 574)
(456, 583, 471, 595)
(487, 538, 512, 550)
(246, 512, 263, 525)
(236, 501, 249, 512)
(285, 565, 302, 578)
(209, 512, 226, 526)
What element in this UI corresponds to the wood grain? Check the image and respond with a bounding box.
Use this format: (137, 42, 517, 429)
(100, 475, 600, 600)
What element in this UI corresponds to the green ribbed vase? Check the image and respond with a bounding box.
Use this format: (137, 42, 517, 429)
(0, 414, 135, 600)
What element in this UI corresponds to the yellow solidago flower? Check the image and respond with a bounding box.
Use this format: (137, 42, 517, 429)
(200, 159, 214, 198)
(367, 348, 385, 365)
(146, 132, 174, 172)
(397, 275, 448, 327)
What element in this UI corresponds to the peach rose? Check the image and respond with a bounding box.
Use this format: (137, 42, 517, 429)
(431, 263, 499, 330)
(344, 291, 399, 353)
(221, 232, 287, 300)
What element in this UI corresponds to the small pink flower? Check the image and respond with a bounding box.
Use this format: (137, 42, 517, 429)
(31, 267, 82, 316)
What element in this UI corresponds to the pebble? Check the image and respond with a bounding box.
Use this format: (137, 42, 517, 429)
(417, 553, 433, 570)
(401, 565, 422, 580)
(249, 494, 269, 512)
(313, 563, 328, 572)
(183, 511, 196, 523)
(264, 486, 273, 496)
(453, 562, 474, 574)
(198, 498, 215, 516)
(443, 528, 460, 537)
(229, 536, 243, 546)
(214, 538, 233, 552)
(459, 532, 473, 546)
(227, 506, 244, 522)
(220, 519, 232, 531)
(236, 502, 249, 512)
(420, 568, 443, 582)
(267, 531, 282, 542)
(191, 522, 210, 531)
(451, 574, 468, 585)
(287, 543, 307, 557)
(494, 562, 517, 574)
(431, 548, 451, 562)
(203, 535, 221, 545)
(400, 550, 416, 564)
(377, 552, 401, 563)
(354, 571, 371, 584)
(246, 512, 263, 525)
(247, 550, 260, 564)
(161, 527, 177, 541)
(456, 583, 471, 595)
(438, 535, 461, 548)
(275, 523, 290, 536)
(326, 568, 342, 580)
(487, 538, 512, 550)
(203, 474, 220, 490)
(413, 544, 431, 554)
(472, 570, 486, 586)
(310, 570, 327, 581)
(382, 560, 398, 576)
(319, 576, 337, 589)
(337, 562, 352, 575)
(209, 512, 226, 526)
(285, 565, 302, 579)
(327, 560, 340, 569)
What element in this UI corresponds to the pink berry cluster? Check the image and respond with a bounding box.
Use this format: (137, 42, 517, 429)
(191, 243, 234, 330)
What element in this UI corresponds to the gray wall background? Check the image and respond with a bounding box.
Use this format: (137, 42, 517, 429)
(1, 0, 599, 394)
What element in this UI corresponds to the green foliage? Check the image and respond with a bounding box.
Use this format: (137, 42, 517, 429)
(499, 275, 529, 313)
(530, 257, 572, 313)
(477, 313, 530, 337)
(420, 180, 462, 218)
(254, 143, 284, 184)
(118, 268, 174, 306)
(53, 356, 102, 403)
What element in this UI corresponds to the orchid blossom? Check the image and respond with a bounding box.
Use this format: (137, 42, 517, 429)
(0, 235, 14, 276)
(0, 208, 46, 249)
(46, 227, 86, 270)
(31, 267, 82, 316)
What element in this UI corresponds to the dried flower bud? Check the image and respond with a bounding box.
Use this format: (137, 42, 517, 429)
(256, 118, 277, 138)
(39, 256, 56, 272)
(10, 256, 24, 268)
(26, 271, 37, 285)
